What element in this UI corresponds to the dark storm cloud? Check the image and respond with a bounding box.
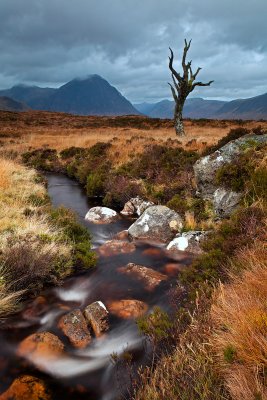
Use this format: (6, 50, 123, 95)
(0, 0, 266, 101)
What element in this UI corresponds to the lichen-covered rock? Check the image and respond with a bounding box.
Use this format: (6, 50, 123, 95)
(107, 299, 148, 319)
(213, 188, 243, 218)
(84, 301, 109, 337)
(17, 332, 64, 369)
(98, 240, 135, 257)
(0, 375, 51, 400)
(58, 309, 91, 348)
(166, 231, 208, 254)
(121, 197, 154, 216)
(194, 134, 267, 200)
(193, 134, 267, 216)
(85, 206, 119, 224)
(118, 263, 167, 291)
(128, 205, 183, 243)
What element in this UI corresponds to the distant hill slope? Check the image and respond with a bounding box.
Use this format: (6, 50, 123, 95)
(214, 92, 267, 120)
(135, 98, 226, 119)
(0, 96, 29, 112)
(0, 75, 140, 116)
(135, 94, 267, 120)
(0, 86, 56, 110)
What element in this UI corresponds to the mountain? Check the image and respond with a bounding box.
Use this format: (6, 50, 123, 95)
(135, 98, 227, 119)
(135, 94, 267, 120)
(0, 85, 56, 110)
(47, 75, 140, 115)
(214, 92, 267, 120)
(0, 96, 30, 112)
(0, 75, 140, 116)
(133, 102, 156, 115)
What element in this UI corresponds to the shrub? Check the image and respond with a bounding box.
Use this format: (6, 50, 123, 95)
(203, 127, 250, 156)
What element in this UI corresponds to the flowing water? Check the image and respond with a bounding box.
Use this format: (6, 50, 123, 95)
(0, 173, 193, 399)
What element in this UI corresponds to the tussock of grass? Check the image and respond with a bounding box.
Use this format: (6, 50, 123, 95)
(212, 243, 267, 400)
(0, 157, 95, 318)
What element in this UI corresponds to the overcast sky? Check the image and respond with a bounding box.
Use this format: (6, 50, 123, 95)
(0, 0, 266, 102)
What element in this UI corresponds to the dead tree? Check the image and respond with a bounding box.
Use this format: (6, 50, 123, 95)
(168, 39, 214, 136)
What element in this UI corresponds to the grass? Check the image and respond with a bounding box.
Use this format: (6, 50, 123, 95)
(0, 157, 96, 318)
(212, 242, 267, 400)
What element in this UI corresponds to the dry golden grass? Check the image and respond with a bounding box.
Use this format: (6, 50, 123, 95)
(0, 157, 71, 318)
(1, 110, 266, 165)
(212, 242, 267, 400)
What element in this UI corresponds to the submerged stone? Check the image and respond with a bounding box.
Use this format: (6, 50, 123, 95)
(107, 299, 148, 319)
(98, 240, 135, 257)
(118, 263, 167, 291)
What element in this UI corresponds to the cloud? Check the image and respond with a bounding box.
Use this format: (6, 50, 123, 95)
(0, 0, 266, 101)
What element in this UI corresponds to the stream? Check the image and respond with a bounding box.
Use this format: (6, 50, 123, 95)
(0, 173, 193, 400)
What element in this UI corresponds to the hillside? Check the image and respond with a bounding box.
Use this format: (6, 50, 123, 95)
(0, 75, 140, 116)
(0, 96, 29, 112)
(135, 93, 267, 120)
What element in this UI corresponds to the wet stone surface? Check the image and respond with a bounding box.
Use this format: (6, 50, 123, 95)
(58, 309, 91, 348)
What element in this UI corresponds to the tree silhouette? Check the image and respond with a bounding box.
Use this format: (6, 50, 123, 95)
(168, 39, 214, 136)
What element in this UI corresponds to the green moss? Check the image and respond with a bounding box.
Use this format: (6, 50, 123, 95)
(49, 206, 97, 270)
(28, 193, 50, 207)
(137, 306, 173, 341)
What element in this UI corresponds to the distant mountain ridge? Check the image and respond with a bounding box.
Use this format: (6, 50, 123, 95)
(0, 75, 140, 116)
(0, 96, 30, 112)
(134, 93, 267, 120)
(1, 75, 267, 119)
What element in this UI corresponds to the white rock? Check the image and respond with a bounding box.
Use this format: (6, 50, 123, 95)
(85, 206, 119, 224)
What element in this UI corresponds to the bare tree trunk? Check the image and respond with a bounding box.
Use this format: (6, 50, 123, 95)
(174, 104, 185, 136)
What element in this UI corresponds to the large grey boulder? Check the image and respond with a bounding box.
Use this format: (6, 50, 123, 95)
(194, 134, 267, 217)
(194, 134, 267, 200)
(128, 205, 183, 243)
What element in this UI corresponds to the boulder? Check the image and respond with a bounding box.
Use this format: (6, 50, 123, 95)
(166, 231, 208, 254)
(107, 299, 148, 319)
(84, 301, 109, 337)
(98, 240, 135, 257)
(85, 206, 119, 224)
(17, 332, 64, 368)
(193, 134, 267, 217)
(213, 188, 243, 218)
(121, 197, 154, 216)
(58, 309, 91, 348)
(118, 263, 167, 291)
(128, 205, 183, 243)
(0, 375, 51, 400)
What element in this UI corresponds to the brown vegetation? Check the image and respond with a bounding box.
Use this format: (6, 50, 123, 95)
(1, 110, 267, 164)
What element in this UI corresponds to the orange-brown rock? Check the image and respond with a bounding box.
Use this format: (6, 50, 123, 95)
(0, 375, 51, 400)
(164, 263, 187, 276)
(17, 332, 64, 363)
(142, 248, 163, 257)
(107, 299, 148, 319)
(98, 240, 135, 257)
(84, 301, 109, 337)
(112, 230, 129, 241)
(118, 263, 167, 291)
(22, 296, 47, 321)
(58, 309, 91, 348)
